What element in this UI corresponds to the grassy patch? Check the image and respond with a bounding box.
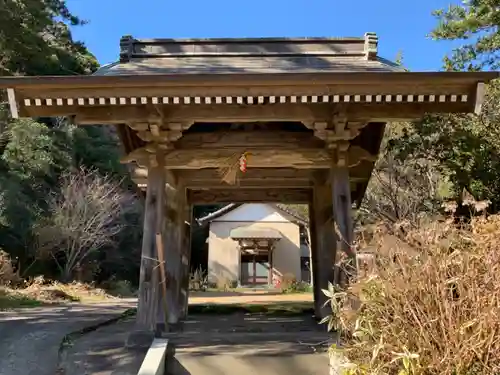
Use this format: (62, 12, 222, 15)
(0, 278, 120, 309)
(0, 288, 44, 309)
(189, 301, 314, 316)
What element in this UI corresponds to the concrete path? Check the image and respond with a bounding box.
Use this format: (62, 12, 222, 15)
(55, 309, 334, 375)
(166, 314, 333, 375)
(58, 317, 148, 375)
(0, 300, 136, 375)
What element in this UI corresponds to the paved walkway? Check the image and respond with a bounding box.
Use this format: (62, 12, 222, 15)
(58, 312, 333, 375)
(167, 313, 332, 375)
(0, 300, 136, 375)
(0, 292, 318, 375)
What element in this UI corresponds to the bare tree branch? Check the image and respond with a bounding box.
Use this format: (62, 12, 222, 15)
(34, 167, 136, 280)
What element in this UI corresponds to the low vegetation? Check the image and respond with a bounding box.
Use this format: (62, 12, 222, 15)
(280, 273, 312, 294)
(175, 301, 313, 316)
(325, 210, 500, 375)
(0, 275, 119, 309)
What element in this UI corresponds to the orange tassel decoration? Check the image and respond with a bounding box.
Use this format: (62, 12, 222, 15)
(239, 152, 249, 173)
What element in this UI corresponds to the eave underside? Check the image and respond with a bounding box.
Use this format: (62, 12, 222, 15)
(1, 71, 494, 207)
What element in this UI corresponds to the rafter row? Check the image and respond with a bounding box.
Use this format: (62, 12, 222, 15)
(22, 93, 469, 108)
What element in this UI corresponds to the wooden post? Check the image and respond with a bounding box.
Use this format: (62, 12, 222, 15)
(127, 164, 165, 346)
(268, 248, 273, 286)
(162, 186, 183, 329)
(149, 178, 187, 333)
(253, 255, 257, 285)
(179, 201, 192, 320)
(331, 166, 355, 285)
(181, 212, 192, 318)
(312, 182, 337, 320)
(308, 199, 321, 318)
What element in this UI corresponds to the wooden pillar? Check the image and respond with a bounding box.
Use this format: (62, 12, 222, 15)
(179, 202, 192, 320)
(268, 248, 273, 286)
(160, 185, 184, 330)
(252, 255, 257, 285)
(127, 165, 165, 346)
(311, 181, 337, 320)
(308, 200, 321, 318)
(331, 166, 355, 285)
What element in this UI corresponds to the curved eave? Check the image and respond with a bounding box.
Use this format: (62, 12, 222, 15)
(0, 71, 497, 89)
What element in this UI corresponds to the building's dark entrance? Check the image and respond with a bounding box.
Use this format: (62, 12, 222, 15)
(240, 253, 271, 285)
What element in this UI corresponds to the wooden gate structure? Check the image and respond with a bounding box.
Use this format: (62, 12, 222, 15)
(0, 33, 497, 339)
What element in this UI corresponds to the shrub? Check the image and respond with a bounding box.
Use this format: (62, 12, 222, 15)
(0, 250, 21, 286)
(280, 273, 296, 289)
(189, 267, 208, 291)
(214, 275, 238, 291)
(282, 280, 312, 294)
(105, 279, 137, 297)
(327, 215, 500, 375)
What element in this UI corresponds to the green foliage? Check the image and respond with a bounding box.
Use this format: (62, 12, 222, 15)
(0, 2, 141, 284)
(2, 119, 57, 179)
(0, 0, 98, 76)
(431, 0, 500, 71)
(389, 81, 500, 211)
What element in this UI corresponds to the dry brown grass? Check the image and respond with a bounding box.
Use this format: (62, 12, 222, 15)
(0, 276, 117, 309)
(331, 215, 500, 375)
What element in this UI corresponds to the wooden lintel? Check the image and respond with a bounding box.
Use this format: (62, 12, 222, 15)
(183, 179, 312, 189)
(136, 178, 314, 190)
(175, 168, 314, 180)
(124, 145, 376, 170)
(174, 131, 324, 150)
(133, 167, 367, 189)
(127, 148, 331, 169)
(187, 188, 311, 204)
(21, 101, 473, 124)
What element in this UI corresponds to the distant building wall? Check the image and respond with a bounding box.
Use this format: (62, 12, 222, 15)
(207, 204, 302, 284)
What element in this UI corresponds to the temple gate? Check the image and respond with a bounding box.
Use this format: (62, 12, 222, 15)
(0, 33, 496, 341)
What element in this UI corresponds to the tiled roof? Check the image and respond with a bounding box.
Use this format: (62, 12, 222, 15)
(230, 227, 283, 240)
(197, 203, 308, 226)
(95, 33, 405, 76)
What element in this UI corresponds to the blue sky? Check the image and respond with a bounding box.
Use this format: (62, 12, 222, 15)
(67, 0, 462, 71)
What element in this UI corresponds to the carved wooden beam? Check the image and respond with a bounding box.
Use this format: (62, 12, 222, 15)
(133, 148, 331, 169)
(133, 167, 368, 188)
(187, 188, 312, 204)
(122, 145, 376, 169)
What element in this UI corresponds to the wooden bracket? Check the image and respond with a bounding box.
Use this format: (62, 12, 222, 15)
(127, 120, 194, 147)
(312, 111, 368, 145)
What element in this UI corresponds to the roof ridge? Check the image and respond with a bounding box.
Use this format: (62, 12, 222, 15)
(196, 203, 309, 226)
(120, 36, 366, 44)
(118, 33, 378, 63)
